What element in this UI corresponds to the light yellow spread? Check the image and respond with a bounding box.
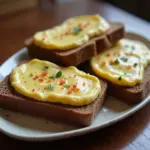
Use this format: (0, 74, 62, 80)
(91, 39, 150, 86)
(33, 14, 110, 50)
(10, 59, 101, 106)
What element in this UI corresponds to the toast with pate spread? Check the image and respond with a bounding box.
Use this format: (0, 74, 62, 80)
(25, 14, 125, 66)
(0, 59, 107, 126)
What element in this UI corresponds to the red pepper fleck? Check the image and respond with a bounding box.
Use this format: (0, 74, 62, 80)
(41, 71, 48, 76)
(34, 75, 39, 80)
(67, 90, 72, 94)
(73, 84, 80, 91)
(73, 84, 77, 89)
(39, 79, 44, 82)
(106, 53, 110, 57)
(127, 65, 132, 69)
(109, 60, 114, 65)
(47, 79, 51, 83)
(59, 79, 65, 85)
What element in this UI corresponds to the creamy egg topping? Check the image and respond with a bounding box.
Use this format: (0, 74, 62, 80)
(33, 14, 110, 50)
(10, 59, 101, 106)
(91, 39, 150, 86)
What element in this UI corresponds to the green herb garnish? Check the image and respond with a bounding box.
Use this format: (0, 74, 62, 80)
(134, 63, 137, 67)
(114, 59, 119, 64)
(120, 57, 128, 62)
(64, 84, 69, 88)
(29, 73, 33, 77)
(49, 75, 55, 79)
(43, 66, 49, 70)
(48, 84, 54, 91)
(118, 76, 122, 81)
(73, 27, 81, 35)
(49, 71, 62, 79)
(56, 71, 62, 78)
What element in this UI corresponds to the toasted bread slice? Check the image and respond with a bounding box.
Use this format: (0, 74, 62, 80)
(0, 75, 107, 127)
(78, 61, 150, 104)
(25, 22, 125, 66)
(107, 65, 150, 104)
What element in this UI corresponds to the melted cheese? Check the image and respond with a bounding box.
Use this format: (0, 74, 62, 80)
(91, 39, 150, 86)
(33, 14, 110, 50)
(10, 59, 101, 106)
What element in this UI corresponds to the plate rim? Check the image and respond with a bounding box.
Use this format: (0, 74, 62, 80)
(0, 32, 150, 141)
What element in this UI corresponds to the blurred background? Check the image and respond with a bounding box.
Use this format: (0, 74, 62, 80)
(0, 0, 149, 22)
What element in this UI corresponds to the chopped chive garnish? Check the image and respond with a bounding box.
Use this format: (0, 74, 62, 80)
(73, 27, 81, 35)
(56, 71, 62, 78)
(49, 75, 55, 79)
(64, 84, 69, 88)
(49, 71, 62, 79)
(120, 57, 128, 62)
(43, 66, 49, 70)
(134, 63, 137, 67)
(124, 72, 127, 75)
(118, 76, 122, 81)
(48, 84, 54, 91)
(29, 73, 33, 77)
(114, 59, 119, 64)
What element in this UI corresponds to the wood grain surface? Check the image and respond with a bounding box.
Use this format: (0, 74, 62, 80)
(0, 0, 150, 149)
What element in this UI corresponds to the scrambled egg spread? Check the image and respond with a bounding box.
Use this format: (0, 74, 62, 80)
(33, 14, 110, 50)
(10, 59, 101, 106)
(91, 39, 150, 86)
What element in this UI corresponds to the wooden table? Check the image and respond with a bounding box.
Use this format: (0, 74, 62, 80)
(0, 0, 150, 149)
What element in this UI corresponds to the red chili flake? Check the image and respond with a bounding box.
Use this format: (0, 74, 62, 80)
(67, 90, 72, 94)
(106, 53, 110, 57)
(32, 89, 35, 92)
(39, 79, 44, 82)
(73, 84, 77, 89)
(34, 75, 39, 80)
(41, 71, 48, 76)
(127, 65, 132, 69)
(47, 79, 51, 83)
(109, 60, 114, 65)
(59, 79, 65, 85)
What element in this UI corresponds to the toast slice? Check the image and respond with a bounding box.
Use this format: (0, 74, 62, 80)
(78, 61, 150, 104)
(0, 75, 107, 127)
(107, 65, 150, 104)
(25, 22, 125, 66)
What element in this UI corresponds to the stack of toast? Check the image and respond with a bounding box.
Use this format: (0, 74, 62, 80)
(0, 14, 150, 127)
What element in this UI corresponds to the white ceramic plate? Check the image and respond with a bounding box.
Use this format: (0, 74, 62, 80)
(0, 32, 150, 142)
